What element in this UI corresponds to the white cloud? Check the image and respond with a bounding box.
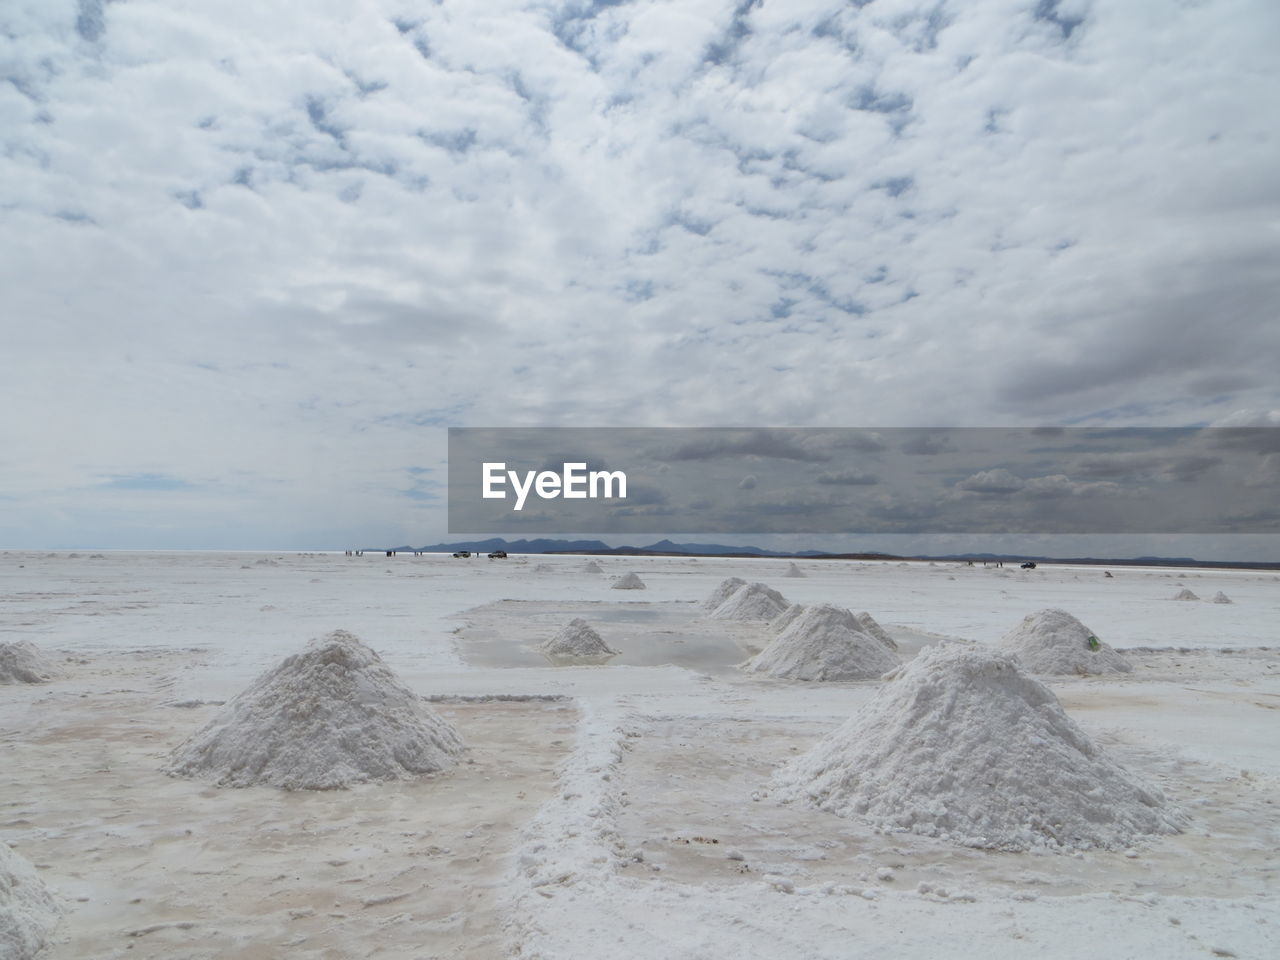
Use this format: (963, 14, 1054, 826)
(1, 0, 1277, 549)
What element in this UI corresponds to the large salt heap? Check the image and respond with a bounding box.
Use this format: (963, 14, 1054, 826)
(163, 630, 463, 790)
(746, 604, 898, 681)
(770, 602, 807, 633)
(769, 604, 896, 652)
(772, 643, 1181, 851)
(854, 611, 897, 651)
(1172, 588, 1199, 601)
(999, 608, 1132, 676)
(0, 843, 60, 960)
(0, 641, 58, 685)
(1211, 591, 1232, 604)
(612, 571, 646, 590)
(783, 563, 807, 578)
(540, 618, 618, 658)
(704, 577, 747, 611)
(581, 560, 604, 574)
(711, 582, 789, 621)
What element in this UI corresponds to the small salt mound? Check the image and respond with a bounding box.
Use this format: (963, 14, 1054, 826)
(711, 582, 789, 621)
(540, 618, 617, 658)
(855, 612, 897, 652)
(533, 563, 555, 573)
(773, 644, 1181, 851)
(612, 572, 646, 590)
(770, 602, 807, 633)
(783, 563, 807, 578)
(1172, 588, 1199, 600)
(163, 630, 463, 790)
(1211, 591, 1232, 604)
(704, 577, 747, 610)
(581, 560, 604, 574)
(0, 641, 58, 685)
(746, 604, 898, 681)
(999, 608, 1131, 676)
(0, 842, 60, 960)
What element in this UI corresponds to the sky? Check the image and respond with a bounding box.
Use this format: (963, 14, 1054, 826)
(2, 0, 1278, 556)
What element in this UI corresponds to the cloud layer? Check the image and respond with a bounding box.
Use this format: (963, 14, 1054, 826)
(1, 0, 1277, 549)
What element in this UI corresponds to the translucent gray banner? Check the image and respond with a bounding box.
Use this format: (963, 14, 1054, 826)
(447, 427, 1280, 534)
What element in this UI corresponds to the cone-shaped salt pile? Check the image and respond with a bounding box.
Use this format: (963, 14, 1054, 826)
(999, 608, 1131, 676)
(711, 582, 788, 621)
(163, 630, 463, 790)
(0, 843, 60, 960)
(704, 577, 747, 610)
(540, 618, 617, 658)
(770, 602, 807, 633)
(1172, 588, 1199, 601)
(855, 612, 897, 651)
(612, 572, 646, 590)
(746, 604, 898, 681)
(1211, 591, 1232, 604)
(773, 644, 1180, 850)
(0, 641, 58, 685)
(582, 560, 604, 574)
(534, 563, 555, 573)
(783, 563, 807, 578)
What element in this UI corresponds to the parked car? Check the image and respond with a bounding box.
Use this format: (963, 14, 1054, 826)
(1020, 561, 1037, 569)
(452, 550, 471, 558)
(488, 550, 507, 559)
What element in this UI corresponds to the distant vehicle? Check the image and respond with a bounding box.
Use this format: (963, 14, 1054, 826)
(1020, 561, 1037, 569)
(488, 550, 508, 559)
(452, 550, 471, 558)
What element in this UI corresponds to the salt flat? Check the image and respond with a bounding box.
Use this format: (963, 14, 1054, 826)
(2, 551, 1277, 959)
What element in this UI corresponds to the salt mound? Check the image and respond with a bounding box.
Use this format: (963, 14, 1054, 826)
(773, 644, 1181, 851)
(612, 572, 646, 590)
(581, 560, 604, 574)
(163, 630, 463, 790)
(0, 641, 58, 685)
(540, 618, 617, 658)
(770, 602, 807, 633)
(770, 604, 896, 651)
(783, 562, 806, 578)
(999, 608, 1131, 676)
(711, 582, 789, 621)
(1, 843, 60, 959)
(704, 577, 746, 610)
(1211, 591, 1232, 604)
(533, 563, 555, 574)
(1172, 588, 1199, 601)
(855, 611, 897, 651)
(746, 604, 898, 681)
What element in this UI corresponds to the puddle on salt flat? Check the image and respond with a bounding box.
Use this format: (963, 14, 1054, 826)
(453, 600, 764, 674)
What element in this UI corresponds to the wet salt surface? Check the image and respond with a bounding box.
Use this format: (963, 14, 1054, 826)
(454, 599, 766, 673)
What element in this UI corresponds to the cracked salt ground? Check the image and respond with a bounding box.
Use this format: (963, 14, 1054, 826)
(3, 650, 575, 960)
(610, 715, 1276, 898)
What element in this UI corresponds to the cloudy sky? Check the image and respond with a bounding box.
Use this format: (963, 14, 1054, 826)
(2, 0, 1277, 555)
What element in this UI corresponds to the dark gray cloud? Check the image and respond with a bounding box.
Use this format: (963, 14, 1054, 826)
(816, 469, 879, 486)
(660, 430, 833, 463)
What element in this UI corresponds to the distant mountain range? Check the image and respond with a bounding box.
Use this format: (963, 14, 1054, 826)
(361, 538, 1280, 570)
